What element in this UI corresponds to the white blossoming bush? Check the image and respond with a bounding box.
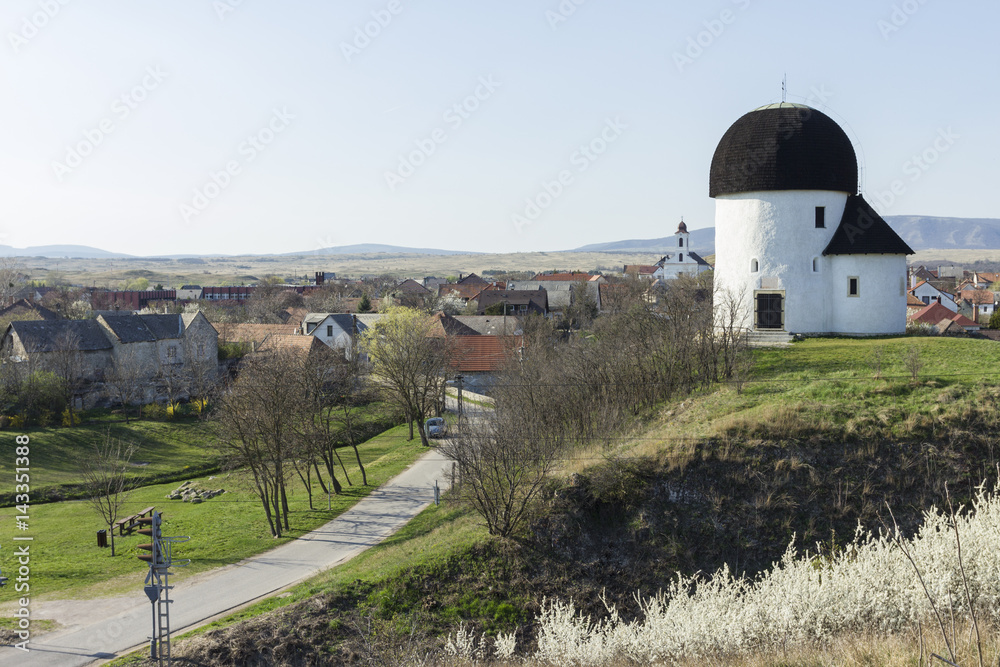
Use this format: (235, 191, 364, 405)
(534, 482, 1000, 664)
(446, 623, 517, 661)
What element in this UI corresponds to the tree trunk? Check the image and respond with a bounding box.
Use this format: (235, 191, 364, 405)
(407, 415, 414, 441)
(109, 522, 116, 557)
(416, 419, 430, 447)
(312, 460, 329, 495)
(352, 444, 368, 486)
(280, 482, 290, 531)
(294, 464, 313, 510)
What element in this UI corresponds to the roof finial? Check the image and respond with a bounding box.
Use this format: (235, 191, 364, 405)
(781, 74, 786, 103)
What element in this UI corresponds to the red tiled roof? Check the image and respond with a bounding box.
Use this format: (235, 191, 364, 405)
(960, 290, 995, 305)
(259, 334, 325, 357)
(212, 323, 299, 345)
(906, 293, 925, 307)
(623, 265, 659, 275)
(438, 283, 494, 300)
(909, 302, 978, 328)
(449, 336, 519, 372)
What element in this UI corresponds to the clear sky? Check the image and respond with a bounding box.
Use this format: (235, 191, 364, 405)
(0, 0, 995, 256)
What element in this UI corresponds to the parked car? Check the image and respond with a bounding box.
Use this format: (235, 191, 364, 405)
(425, 417, 447, 438)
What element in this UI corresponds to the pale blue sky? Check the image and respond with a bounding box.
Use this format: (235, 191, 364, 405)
(0, 0, 995, 256)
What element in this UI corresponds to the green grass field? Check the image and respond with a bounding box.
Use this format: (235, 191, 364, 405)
(592, 335, 1000, 461)
(0, 415, 219, 503)
(0, 424, 425, 603)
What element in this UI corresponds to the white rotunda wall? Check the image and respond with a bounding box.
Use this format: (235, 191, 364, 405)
(714, 190, 848, 333)
(828, 254, 908, 334)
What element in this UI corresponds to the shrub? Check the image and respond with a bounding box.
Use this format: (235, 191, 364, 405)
(144, 403, 167, 421)
(530, 480, 1000, 663)
(61, 407, 79, 427)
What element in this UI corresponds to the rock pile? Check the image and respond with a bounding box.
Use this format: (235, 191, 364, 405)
(167, 480, 225, 503)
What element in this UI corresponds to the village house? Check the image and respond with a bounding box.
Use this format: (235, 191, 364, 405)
(476, 290, 548, 316)
(908, 301, 981, 334)
(1, 312, 218, 407)
(507, 273, 605, 312)
(910, 281, 958, 312)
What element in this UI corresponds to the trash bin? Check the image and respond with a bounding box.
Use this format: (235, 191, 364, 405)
(97, 529, 108, 548)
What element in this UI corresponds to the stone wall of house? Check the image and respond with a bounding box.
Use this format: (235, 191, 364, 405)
(182, 313, 219, 366)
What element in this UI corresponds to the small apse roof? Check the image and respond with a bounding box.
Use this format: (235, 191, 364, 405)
(823, 195, 914, 256)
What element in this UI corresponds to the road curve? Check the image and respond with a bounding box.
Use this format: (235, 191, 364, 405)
(1, 449, 452, 667)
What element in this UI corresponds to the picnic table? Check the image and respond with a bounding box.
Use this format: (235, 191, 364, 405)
(112, 506, 156, 536)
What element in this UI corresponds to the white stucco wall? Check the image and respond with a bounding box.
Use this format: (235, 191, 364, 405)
(827, 254, 907, 334)
(714, 190, 907, 335)
(714, 190, 848, 333)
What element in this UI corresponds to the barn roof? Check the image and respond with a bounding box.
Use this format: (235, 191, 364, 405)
(8, 319, 113, 352)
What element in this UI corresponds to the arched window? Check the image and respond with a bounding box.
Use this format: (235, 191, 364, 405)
(678, 253, 684, 262)
(812, 257, 818, 272)
(750, 259, 759, 273)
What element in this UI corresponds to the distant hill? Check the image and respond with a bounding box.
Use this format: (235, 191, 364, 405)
(283, 244, 476, 256)
(883, 216, 1000, 251)
(0, 244, 133, 259)
(570, 227, 715, 255)
(571, 216, 1000, 256)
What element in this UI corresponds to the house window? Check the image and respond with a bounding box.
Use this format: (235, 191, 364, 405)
(167, 345, 177, 359)
(197, 343, 205, 358)
(921, 296, 930, 305)
(815, 206, 825, 228)
(750, 259, 759, 273)
(812, 258, 818, 272)
(327, 325, 333, 337)
(848, 276, 860, 297)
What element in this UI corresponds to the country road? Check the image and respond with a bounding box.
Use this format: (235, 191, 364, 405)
(1, 449, 452, 667)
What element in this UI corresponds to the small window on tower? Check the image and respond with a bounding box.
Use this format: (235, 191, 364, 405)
(815, 206, 825, 228)
(678, 253, 683, 262)
(751, 259, 759, 273)
(848, 276, 860, 297)
(812, 258, 818, 272)
(679, 237, 684, 248)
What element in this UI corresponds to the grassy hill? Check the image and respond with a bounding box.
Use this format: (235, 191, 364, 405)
(109, 335, 1000, 665)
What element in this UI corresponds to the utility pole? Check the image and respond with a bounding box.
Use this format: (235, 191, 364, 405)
(137, 512, 189, 666)
(454, 374, 465, 430)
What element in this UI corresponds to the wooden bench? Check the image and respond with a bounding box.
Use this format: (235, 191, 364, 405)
(113, 506, 156, 536)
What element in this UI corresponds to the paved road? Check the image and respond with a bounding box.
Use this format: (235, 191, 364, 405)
(1, 449, 452, 667)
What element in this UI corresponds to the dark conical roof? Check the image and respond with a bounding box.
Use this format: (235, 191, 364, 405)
(710, 103, 858, 197)
(823, 194, 914, 256)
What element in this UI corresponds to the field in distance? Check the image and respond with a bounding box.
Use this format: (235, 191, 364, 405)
(24, 251, 664, 286)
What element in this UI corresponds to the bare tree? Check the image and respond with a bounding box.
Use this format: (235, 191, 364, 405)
(79, 432, 138, 556)
(47, 329, 83, 424)
(360, 307, 451, 446)
(0, 257, 27, 307)
(105, 347, 146, 423)
(214, 349, 303, 537)
(442, 359, 565, 538)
